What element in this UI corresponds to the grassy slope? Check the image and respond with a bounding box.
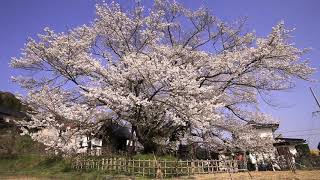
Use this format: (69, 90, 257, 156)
(0, 155, 112, 180)
(2, 154, 320, 180)
(0, 154, 176, 179)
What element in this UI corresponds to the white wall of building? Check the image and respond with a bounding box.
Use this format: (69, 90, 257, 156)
(288, 145, 298, 155)
(256, 128, 274, 138)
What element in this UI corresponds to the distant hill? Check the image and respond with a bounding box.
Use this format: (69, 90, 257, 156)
(0, 91, 22, 111)
(0, 91, 45, 156)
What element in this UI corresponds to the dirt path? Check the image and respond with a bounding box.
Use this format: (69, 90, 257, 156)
(2, 170, 320, 179)
(181, 170, 320, 180)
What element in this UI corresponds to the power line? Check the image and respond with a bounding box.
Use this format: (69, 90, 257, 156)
(277, 128, 320, 133)
(284, 133, 320, 137)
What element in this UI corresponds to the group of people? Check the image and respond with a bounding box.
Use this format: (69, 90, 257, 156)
(234, 152, 284, 171)
(217, 151, 298, 172)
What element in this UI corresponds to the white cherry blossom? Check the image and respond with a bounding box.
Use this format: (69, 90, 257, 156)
(11, 0, 315, 154)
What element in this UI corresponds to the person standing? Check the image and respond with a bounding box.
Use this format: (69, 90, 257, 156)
(248, 153, 258, 171)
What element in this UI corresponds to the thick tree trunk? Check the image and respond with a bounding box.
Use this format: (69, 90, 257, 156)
(132, 125, 159, 154)
(8, 129, 16, 156)
(141, 140, 159, 154)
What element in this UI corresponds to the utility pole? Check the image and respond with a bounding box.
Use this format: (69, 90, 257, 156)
(310, 87, 320, 115)
(310, 88, 320, 156)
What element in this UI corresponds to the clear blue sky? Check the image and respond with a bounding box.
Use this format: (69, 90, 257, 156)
(1, 0, 320, 148)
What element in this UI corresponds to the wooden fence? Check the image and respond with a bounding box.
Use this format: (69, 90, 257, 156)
(72, 158, 247, 177)
(76, 147, 129, 157)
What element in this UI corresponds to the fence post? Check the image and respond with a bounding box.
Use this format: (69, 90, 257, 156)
(148, 159, 151, 176)
(86, 159, 89, 170)
(129, 159, 132, 174)
(187, 160, 189, 176)
(115, 157, 118, 173)
(107, 158, 109, 171)
(164, 159, 167, 177)
(138, 159, 141, 175)
(108, 158, 110, 171)
(72, 159, 75, 170)
(133, 159, 135, 175)
(176, 160, 179, 176)
(190, 160, 194, 175)
(201, 160, 204, 174)
(142, 160, 145, 177)
(112, 158, 114, 172)
(97, 159, 99, 170)
(118, 158, 120, 173)
(153, 159, 156, 178)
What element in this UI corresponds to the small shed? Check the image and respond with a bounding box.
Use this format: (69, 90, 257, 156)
(274, 137, 307, 157)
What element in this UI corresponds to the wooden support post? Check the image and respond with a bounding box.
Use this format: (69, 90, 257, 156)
(201, 161, 204, 174)
(175, 161, 178, 176)
(148, 159, 151, 176)
(108, 158, 111, 171)
(106, 158, 109, 171)
(133, 159, 135, 175)
(164, 159, 167, 177)
(112, 158, 114, 172)
(187, 160, 190, 176)
(138, 159, 141, 175)
(154, 159, 157, 178)
(142, 160, 145, 177)
(116, 158, 119, 173)
(191, 160, 195, 175)
(215, 160, 218, 172)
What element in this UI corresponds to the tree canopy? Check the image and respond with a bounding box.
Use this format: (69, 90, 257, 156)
(11, 0, 315, 154)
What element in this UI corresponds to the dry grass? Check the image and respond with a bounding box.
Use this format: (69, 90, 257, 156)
(2, 170, 320, 179)
(180, 170, 320, 180)
(0, 177, 59, 180)
(310, 150, 320, 156)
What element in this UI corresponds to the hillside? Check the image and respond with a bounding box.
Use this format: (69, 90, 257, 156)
(0, 91, 45, 156)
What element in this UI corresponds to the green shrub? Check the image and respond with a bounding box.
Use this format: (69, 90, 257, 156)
(133, 153, 177, 161)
